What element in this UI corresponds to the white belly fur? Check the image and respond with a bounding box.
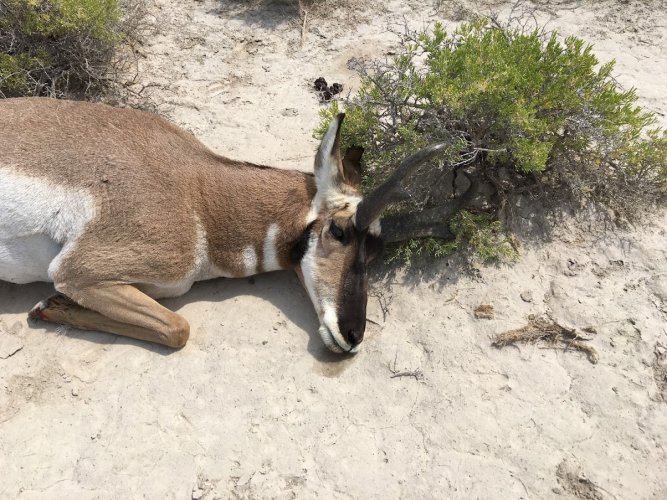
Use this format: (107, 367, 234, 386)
(0, 234, 62, 283)
(1, 168, 251, 294)
(0, 167, 96, 284)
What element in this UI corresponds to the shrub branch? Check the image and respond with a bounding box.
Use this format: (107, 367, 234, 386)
(316, 17, 666, 263)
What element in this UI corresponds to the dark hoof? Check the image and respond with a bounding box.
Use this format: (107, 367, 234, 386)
(28, 294, 73, 322)
(28, 301, 48, 322)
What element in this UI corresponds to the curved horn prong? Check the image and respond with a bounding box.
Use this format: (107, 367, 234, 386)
(354, 143, 450, 231)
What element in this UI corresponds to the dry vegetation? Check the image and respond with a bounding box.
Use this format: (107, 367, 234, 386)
(556, 459, 604, 500)
(493, 314, 599, 364)
(226, 0, 369, 16)
(318, 14, 667, 263)
(0, 0, 155, 105)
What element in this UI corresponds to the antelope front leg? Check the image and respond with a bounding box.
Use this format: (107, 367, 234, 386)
(29, 285, 190, 348)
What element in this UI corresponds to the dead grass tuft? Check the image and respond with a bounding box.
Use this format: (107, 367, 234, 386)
(0, 0, 157, 106)
(474, 304, 495, 319)
(493, 314, 599, 364)
(556, 459, 603, 500)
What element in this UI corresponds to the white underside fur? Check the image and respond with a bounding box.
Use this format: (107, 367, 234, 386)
(0, 167, 96, 284)
(0, 168, 232, 297)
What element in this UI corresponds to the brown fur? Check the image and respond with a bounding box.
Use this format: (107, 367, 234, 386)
(1, 98, 320, 347)
(1, 98, 376, 350)
(31, 291, 190, 348)
(311, 207, 359, 303)
(1, 98, 315, 285)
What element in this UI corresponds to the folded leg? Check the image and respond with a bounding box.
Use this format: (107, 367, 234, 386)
(30, 285, 190, 348)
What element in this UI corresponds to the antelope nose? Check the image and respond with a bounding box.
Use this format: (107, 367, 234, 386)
(346, 328, 364, 346)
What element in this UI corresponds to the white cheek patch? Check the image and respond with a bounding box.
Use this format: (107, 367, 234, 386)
(300, 232, 353, 353)
(242, 245, 257, 276)
(262, 223, 281, 272)
(299, 232, 321, 317)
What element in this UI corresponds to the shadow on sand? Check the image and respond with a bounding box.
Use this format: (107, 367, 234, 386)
(212, 0, 301, 30)
(0, 271, 355, 364)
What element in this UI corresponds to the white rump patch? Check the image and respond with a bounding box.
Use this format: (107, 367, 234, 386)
(0, 167, 96, 283)
(263, 223, 281, 272)
(242, 245, 257, 276)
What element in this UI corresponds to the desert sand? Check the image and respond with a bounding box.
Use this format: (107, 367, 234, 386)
(1, 1, 666, 498)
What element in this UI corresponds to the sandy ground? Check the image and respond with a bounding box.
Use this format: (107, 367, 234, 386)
(1, 0, 666, 498)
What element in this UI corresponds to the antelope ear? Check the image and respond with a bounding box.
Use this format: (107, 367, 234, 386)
(342, 146, 363, 189)
(314, 113, 345, 192)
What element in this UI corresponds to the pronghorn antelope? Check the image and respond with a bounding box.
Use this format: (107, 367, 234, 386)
(0, 98, 447, 353)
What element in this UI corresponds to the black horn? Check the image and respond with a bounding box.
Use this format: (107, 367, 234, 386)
(354, 143, 450, 231)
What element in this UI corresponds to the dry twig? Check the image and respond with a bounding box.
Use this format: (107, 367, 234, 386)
(388, 353, 424, 381)
(493, 314, 599, 364)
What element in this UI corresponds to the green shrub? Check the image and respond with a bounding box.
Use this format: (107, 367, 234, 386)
(317, 19, 667, 262)
(0, 0, 144, 100)
(388, 210, 519, 264)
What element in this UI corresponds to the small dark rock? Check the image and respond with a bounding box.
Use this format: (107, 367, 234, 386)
(314, 77, 345, 102)
(314, 77, 328, 91)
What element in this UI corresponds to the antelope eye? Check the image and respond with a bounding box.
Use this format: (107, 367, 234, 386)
(329, 221, 344, 241)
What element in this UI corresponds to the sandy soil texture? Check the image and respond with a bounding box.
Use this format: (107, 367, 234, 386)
(1, 1, 666, 498)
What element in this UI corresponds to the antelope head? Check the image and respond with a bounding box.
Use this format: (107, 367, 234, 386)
(299, 113, 449, 354)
